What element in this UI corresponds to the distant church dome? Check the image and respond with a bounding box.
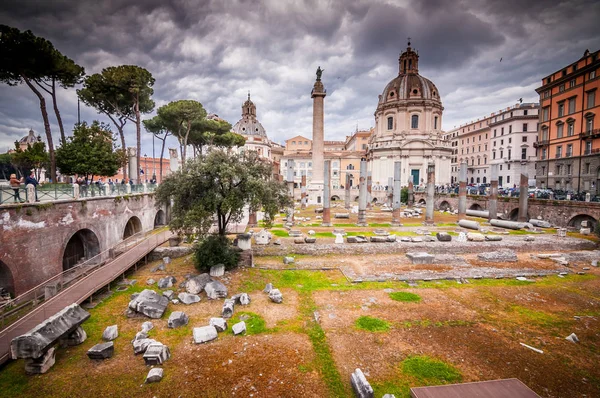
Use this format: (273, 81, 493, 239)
(232, 93, 267, 137)
(19, 129, 39, 145)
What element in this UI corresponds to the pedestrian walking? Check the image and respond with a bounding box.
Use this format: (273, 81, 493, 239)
(9, 174, 24, 203)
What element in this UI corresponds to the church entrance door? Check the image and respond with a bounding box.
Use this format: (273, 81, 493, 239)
(411, 169, 420, 185)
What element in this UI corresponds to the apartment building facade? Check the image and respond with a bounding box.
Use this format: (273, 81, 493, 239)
(535, 49, 600, 192)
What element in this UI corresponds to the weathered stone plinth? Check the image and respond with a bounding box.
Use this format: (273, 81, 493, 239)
(24, 347, 56, 374)
(128, 289, 169, 318)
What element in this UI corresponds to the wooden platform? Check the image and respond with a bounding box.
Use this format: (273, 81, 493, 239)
(410, 378, 541, 398)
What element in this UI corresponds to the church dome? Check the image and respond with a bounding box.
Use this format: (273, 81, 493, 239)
(378, 43, 441, 105)
(232, 93, 267, 137)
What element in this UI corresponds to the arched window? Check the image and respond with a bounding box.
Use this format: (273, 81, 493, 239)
(434, 116, 438, 130)
(387, 117, 393, 130)
(411, 115, 419, 129)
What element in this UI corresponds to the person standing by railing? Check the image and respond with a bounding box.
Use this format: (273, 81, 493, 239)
(25, 172, 40, 202)
(9, 174, 24, 203)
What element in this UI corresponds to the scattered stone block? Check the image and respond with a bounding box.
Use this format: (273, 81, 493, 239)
(222, 299, 235, 318)
(145, 367, 164, 383)
(232, 293, 251, 305)
(232, 321, 246, 335)
(193, 326, 218, 344)
(134, 331, 148, 341)
(294, 238, 305, 244)
(209, 264, 225, 277)
(128, 289, 169, 319)
(373, 229, 389, 236)
(102, 325, 118, 341)
(209, 318, 227, 332)
(334, 213, 350, 219)
(484, 235, 503, 241)
(11, 303, 90, 360)
(477, 249, 518, 262)
(524, 235, 535, 242)
(61, 326, 87, 347)
(288, 230, 303, 237)
(283, 256, 294, 264)
(370, 236, 388, 243)
(304, 237, 317, 243)
(87, 342, 114, 360)
(141, 322, 154, 333)
(185, 274, 212, 294)
(24, 347, 56, 374)
(387, 235, 398, 242)
(273, 239, 282, 245)
(167, 311, 189, 328)
(162, 290, 174, 300)
(263, 283, 273, 293)
(565, 333, 579, 343)
(133, 338, 157, 355)
(205, 280, 228, 300)
(351, 368, 374, 398)
(456, 232, 467, 242)
(143, 342, 170, 365)
(466, 232, 485, 242)
(146, 278, 156, 285)
(308, 230, 315, 236)
(269, 289, 283, 303)
(335, 234, 344, 244)
(157, 276, 176, 289)
(255, 229, 272, 245)
(410, 237, 423, 243)
(399, 237, 411, 242)
(423, 235, 435, 242)
(580, 228, 591, 235)
(178, 292, 201, 305)
(346, 236, 358, 243)
(406, 252, 434, 264)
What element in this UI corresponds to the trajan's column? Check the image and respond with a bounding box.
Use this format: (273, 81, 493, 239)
(308, 66, 326, 204)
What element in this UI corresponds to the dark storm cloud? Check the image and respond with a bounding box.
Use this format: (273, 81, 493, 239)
(0, 0, 599, 153)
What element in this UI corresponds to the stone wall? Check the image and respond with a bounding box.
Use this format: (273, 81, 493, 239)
(0, 194, 165, 296)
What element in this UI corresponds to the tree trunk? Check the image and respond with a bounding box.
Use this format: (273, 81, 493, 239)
(51, 78, 66, 143)
(135, 94, 141, 184)
(23, 76, 56, 183)
(159, 135, 167, 181)
(106, 113, 127, 181)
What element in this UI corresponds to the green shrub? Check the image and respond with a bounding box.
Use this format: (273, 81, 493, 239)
(402, 355, 462, 384)
(389, 291, 421, 302)
(193, 235, 240, 272)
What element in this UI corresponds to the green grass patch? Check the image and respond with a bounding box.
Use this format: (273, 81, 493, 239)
(510, 305, 567, 329)
(508, 229, 534, 235)
(229, 311, 268, 335)
(355, 316, 391, 332)
(436, 222, 457, 226)
(332, 223, 356, 227)
(369, 223, 391, 227)
(270, 229, 289, 237)
(389, 291, 421, 302)
(313, 232, 335, 238)
(402, 355, 462, 384)
(345, 231, 376, 237)
(257, 222, 283, 228)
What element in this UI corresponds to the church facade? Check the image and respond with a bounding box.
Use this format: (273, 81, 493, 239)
(367, 43, 452, 186)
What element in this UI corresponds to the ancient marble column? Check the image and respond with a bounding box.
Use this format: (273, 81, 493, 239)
(248, 211, 257, 227)
(127, 147, 138, 184)
(392, 161, 402, 226)
(366, 171, 372, 209)
(518, 173, 528, 222)
(488, 164, 499, 222)
(344, 173, 351, 209)
(425, 162, 435, 224)
(408, 179, 414, 206)
(458, 162, 467, 219)
(308, 74, 326, 204)
(357, 159, 368, 226)
(300, 174, 307, 209)
(286, 159, 295, 223)
(322, 160, 332, 226)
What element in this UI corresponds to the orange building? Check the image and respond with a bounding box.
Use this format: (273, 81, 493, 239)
(535, 49, 600, 193)
(108, 156, 172, 184)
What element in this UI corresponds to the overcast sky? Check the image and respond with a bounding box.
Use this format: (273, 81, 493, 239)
(1, 0, 599, 155)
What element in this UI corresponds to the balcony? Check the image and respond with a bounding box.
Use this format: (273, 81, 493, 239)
(565, 151, 573, 158)
(580, 128, 600, 139)
(533, 140, 549, 148)
(555, 154, 562, 159)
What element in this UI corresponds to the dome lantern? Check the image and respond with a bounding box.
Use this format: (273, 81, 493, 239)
(399, 39, 419, 75)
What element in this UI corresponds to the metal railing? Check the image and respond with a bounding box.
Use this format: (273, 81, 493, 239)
(0, 229, 157, 330)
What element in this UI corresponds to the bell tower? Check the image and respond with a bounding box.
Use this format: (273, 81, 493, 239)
(242, 91, 256, 118)
(398, 38, 419, 75)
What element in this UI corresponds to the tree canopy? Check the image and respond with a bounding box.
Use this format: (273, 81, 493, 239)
(156, 100, 206, 164)
(155, 149, 291, 237)
(0, 24, 84, 182)
(78, 65, 154, 182)
(55, 121, 122, 181)
(142, 115, 170, 181)
(11, 139, 50, 181)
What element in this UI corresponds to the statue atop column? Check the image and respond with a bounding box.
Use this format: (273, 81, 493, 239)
(316, 66, 324, 81)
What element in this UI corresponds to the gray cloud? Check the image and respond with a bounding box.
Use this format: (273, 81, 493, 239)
(0, 0, 599, 155)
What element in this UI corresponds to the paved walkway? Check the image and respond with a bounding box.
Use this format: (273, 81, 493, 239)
(0, 229, 172, 365)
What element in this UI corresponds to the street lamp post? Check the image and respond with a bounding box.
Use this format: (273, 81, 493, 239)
(152, 134, 156, 183)
(144, 154, 148, 183)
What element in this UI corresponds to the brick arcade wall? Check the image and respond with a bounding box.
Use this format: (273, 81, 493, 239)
(413, 192, 600, 227)
(0, 194, 164, 296)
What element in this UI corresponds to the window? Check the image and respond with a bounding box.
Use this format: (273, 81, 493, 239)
(585, 163, 591, 174)
(493, 151, 496, 159)
(467, 138, 469, 143)
(300, 162, 305, 168)
(507, 164, 510, 170)
(387, 116, 393, 130)
(501, 127, 504, 135)
(508, 149, 511, 159)
(559, 84, 565, 92)
(568, 97, 576, 114)
(434, 116, 438, 129)
(587, 90, 596, 108)
(569, 79, 576, 88)
(566, 144, 573, 157)
(591, 70, 596, 79)
(477, 158, 480, 165)
(542, 107, 549, 121)
(500, 139, 504, 145)
(556, 146, 562, 158)
(509, 125, 512, 134)
(522, 136, 527, 142)
(524, 110, 528, 116)
(567, 122, 574, 136)
(557, 123, 564, 138)
(493, 129, 497, 137)
(411, 115, 419, 129)
(485, 144, 488, 150)
(544, 90, 550, 98)
(292, 141, 296, 145)
(586, 141, 592, 154)
(522, 123, 527, 132)
(567, 164, 572, 175)
(507, 176, 510, 184)
(509, 138, 512, 144)
(479, 135, 481, 141)
(521, 148, 527, 160)
(542, 148, 547, 159)
(587, 117, 594, 132)
(558, 103, 564, 117)
(308, 162, 312, 167)
(305, 141, 308, 145)
(494, 141, 497, 147)
(500, 150, 504, 158)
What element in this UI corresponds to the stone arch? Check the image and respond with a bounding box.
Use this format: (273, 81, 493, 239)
(371, 197, 378, 203)
(439, 200, 451, 211)
(0, 260, 15, 298)
(568, 214, 597, 229)
(123, 216, 142, 239)
(62, 229, 101, 271)
(418, 198, 426, 205)
(508, 208, 520, 221)
(354, 196, 360, 201)
(331, 195, 340, 201)
(154, 210, 166, 227)
(469, 203, 483, 211)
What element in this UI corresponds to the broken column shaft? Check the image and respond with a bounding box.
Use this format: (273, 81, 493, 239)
(518, 173, 529, 222)
(488, 164, 498, 222)
(458, 161, 467, 220)
(357, 159, 368, 226)
(392, 161, 402, 226)
(300, 174, 307, 209)
(425, 162, 435, 224)
(322, 160, 331, 226)
(344, 173, 351, 209)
